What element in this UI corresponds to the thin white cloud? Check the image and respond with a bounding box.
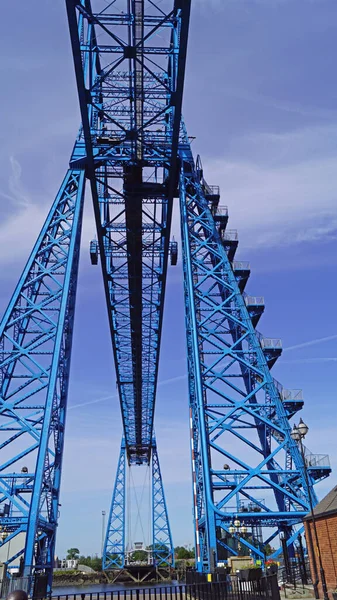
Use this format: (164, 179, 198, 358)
(203, 125, 337, 249)
(223, 87, 337, 121)
(68, 393, 117, 411)
(282, 357, 337, 364)
(284, 334, 337, 352)
(68, 373, 188, 411)
(158, 373, 187, 386)
(2, 122, 337, 269)
(0, 157, 94, 268)
(67, 333, 337, 411)
(0, 202, 46, 267)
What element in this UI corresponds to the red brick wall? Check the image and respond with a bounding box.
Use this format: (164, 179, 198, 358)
(305, 513, 337, 593)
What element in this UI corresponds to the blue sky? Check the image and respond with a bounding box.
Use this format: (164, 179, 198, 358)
(0, 0, 337, 558)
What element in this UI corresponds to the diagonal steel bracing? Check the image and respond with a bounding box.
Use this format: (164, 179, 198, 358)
(66, 0, 191, 463)
(151, 439, 174, 568)
(0, 0, 331, 590)
(0, 169, 85, 591)
(179, 157, 330, 570)
(103, 437, 174, 570)
(103, 439, 126, 569)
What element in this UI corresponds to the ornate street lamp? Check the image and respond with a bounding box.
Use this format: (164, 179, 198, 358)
(228, 518, 247, 555)
(1, 529, 8, 543)
(291, 420, 328, 600)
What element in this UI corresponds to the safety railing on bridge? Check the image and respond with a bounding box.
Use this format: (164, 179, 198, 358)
(215, 205, 228, 214)
(203, 183, 220, 196)
(281, 389, 303, 401)
(304, 451, 330, 469)
(245, 296, 265, 306)
(232, 261, 250, 271)
(221, 230, 238, 242)
(260, 338, 282, 350)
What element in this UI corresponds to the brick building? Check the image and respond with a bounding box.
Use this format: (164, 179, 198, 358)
(304, 485, 337, 595)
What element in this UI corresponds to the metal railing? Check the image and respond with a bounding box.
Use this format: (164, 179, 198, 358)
(221, 230, 238, 242)
(232, 262, 250, 271)
(280, 559, 312, 591)
(214, 206, 228, 217)
(245, 296, 265, 306)
(0, 574, 48, 599)
(203, 184, 220, 196)
(260, 338, 282, 350)
(299, 444, 331, 469)
(0, 576, 31, 599)
(305, 453, 330, 468)
(51, 576, 280, 600)
(281, 389, 303, 401)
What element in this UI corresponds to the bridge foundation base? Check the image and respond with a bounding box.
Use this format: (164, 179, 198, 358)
(105, 566, 172, 584)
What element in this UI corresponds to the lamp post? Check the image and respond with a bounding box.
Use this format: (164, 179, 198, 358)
(291, 419, 328, 600)
(228, 518, 247, 555)
(101, 510, 106, 558)
(1, 529, 8, 544)
(0, 527, 9, 576)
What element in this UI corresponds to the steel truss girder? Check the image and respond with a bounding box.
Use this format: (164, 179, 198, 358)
(0, 169, 85, 593)
(179, 159, 319, 571)
(151, 439, 174, 568)
(103, 438, 173, 570)
(66, 0, 191, 464)
(103, 439, 126, 569)
(2, 0, 328, 588)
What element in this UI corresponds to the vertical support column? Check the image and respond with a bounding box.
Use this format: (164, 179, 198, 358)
(179, 169, 217, 572)
(151, 439, 174, 568)
(103, 439, 126, 569)
(0, 168, 85, 596)
(188, 407, 203, 572)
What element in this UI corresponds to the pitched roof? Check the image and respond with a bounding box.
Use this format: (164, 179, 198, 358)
(304, 486, 337, 520)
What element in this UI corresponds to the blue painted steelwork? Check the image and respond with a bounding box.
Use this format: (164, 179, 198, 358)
(102, 438, 174, 570)
(151, 440, 174, 568)
(179, 153, 331, 571)
(66, 0, 189, 574)
(1, 0, 190, 585)
(0, 169, 85, 593)
(103, 439, 126, 569)
(1, 0, 331, 588)
(66, 0, 191, 464)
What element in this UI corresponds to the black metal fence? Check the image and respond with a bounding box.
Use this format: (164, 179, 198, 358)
(280, 559, 311, 588)
(0, 574, 48, 599)
(0, 576, 31, 599)
(51, 576, 280, 600)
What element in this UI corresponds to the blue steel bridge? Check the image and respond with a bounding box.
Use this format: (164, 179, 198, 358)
(0, 0, 331, 596)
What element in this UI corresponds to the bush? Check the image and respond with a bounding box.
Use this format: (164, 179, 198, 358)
(53, 570, 79, 576)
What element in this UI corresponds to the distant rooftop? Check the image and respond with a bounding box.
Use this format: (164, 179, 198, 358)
(304, 485, 337, 521)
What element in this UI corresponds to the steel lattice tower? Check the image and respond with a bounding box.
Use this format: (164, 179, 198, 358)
(0, 0, 331, 595)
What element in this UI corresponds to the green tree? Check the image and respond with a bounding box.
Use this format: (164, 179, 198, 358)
(263, 544, 276, 556)
(78, 555, 102, 571)
(66, 548, 80, 560)
(174, 546, 194, 560)
(90, 556, 102, 571)
(130, 550, 148, 563)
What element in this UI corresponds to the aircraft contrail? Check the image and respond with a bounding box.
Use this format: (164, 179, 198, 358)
(68, 373, 188, 411)
(68, 392, 117, 411)
(282, 357, 337, 365)
(283, 334, 337, 352)
(69, 335, 337, 410)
